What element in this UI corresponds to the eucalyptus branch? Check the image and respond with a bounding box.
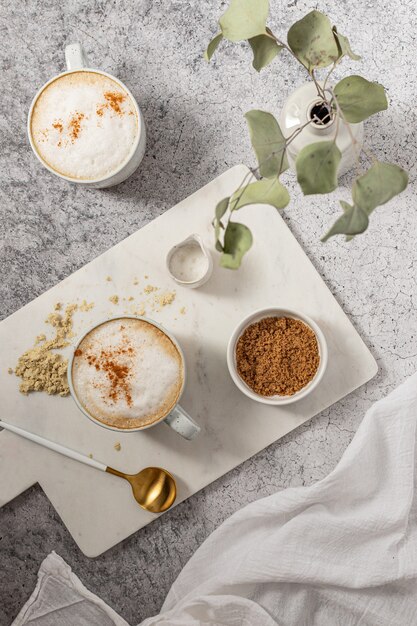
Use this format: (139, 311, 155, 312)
(219, 116, 319, 241)
(207, 4, 408, 264)
(311, 69, 326, 100)
(323, 62, 337, 94)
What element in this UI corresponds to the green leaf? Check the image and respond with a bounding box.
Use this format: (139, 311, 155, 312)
(287, 10, 339, 70)
(213, 197, 230, 246)
(332, 26, 361, 61)
(219, 0, 269, 42)
(322, 200, 369, 241)
(334, 75, 388, 123)
(244, 110, 288, 178)
(248, 31, 283, 71)
(205, 33, 223, 61)
(230, 178, 290, 210)
(296, 141, 341, 195)
(352, 161, 408, 215)
(220, 222, 253, 269)
(215, 197, 230, 220)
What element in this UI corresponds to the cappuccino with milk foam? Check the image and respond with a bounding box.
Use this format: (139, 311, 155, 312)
(71, 318, 184, 430)
(30, 71, 139, 181)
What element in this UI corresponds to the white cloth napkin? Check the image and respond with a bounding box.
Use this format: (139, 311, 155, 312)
(13, 372, 417, 626)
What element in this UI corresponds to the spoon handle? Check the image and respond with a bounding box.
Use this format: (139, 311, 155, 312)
(0, 420, 107, 472)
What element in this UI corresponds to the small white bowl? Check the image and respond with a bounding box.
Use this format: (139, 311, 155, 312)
(227, 307, 328, 405)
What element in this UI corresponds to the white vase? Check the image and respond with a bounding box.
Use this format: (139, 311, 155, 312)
(279, 82, 363, 175)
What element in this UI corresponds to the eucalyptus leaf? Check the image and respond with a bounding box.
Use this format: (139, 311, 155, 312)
(205, 33, 223, 61)
(213, 197, 230, 246)
(231, 178, 290, 210)
(244, 110, 288, 177)
(332, 26, 361, 61)
(333, 75, 388, 123)
(215, 197, 230, 220)
(219, 0, 269, 42)
(287, 10, 339, 70)
(352, 162, 408, 214)
(248, 31, 283, 71)
(220, 222, 253, 269)
(296, 141, 341, 195)
(322, 200, 369, 241)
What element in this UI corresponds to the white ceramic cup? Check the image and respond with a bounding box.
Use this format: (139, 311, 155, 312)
(27, 43, 146, 188)
(227, 307, 328, 405)
(68, 316, 200, 440)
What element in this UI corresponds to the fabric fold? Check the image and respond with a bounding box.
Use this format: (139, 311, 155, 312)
(13, 373, 417, 626)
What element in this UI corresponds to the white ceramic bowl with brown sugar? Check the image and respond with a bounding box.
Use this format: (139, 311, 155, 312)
(227, 307, 328, 405)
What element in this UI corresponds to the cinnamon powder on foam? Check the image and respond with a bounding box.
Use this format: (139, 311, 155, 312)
(236, 317, 320, 397)
(76, 338, 135, 408)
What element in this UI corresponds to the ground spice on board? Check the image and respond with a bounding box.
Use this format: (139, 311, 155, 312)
(236, 317, 320, 397)
(14, 304, 78, 396)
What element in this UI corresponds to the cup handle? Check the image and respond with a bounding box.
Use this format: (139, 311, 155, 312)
(65, 43, 89, 71)
(164, 405, 201, 441)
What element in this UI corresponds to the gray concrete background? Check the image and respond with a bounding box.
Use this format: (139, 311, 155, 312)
(0, 0, 416, 624)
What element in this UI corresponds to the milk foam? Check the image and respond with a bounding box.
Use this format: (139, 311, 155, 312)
(30, 71, 139, 181)
(72, 319, 183, 429)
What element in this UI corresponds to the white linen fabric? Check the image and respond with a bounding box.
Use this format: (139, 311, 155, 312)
(12, 551, 129, 626)
(13, 373, 417, 626)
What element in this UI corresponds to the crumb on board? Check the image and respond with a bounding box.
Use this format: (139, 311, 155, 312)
(106, 276, 112, 282)
(109, 295, 119, 305)
(143, 284, 157, 294)
(35, 334, 46, 344)
(114, 442, 121, 451)
(8, 367, 13, 375)
(133, 278, 139, 285)
(156, 292, 176, 307)
(79, 299, 95, 312)
(88, 453, 93, 459)
(54, 302, 62, 311)
(144, 275, 149, 279)
(128, 296, 134, 301)
(180, 306, 186, 315)
(133, 304, 146, 316)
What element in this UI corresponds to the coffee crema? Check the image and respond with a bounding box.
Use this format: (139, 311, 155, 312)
(30, 71, 139, 181)
(71, 318, 183, 430)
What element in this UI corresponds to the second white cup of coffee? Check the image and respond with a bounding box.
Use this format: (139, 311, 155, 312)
(68, 316, 200, 440)
(28, 43, 146, 188)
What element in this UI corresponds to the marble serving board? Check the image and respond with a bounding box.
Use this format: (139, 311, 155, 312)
(0, 165, 377, 557)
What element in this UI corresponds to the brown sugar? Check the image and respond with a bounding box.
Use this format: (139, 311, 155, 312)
(235, 317, 320, 397)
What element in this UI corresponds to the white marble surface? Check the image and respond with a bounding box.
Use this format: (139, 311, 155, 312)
(0, 165, 376, 556)
(1, 0, 416, 623)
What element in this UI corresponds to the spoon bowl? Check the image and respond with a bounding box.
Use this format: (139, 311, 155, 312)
(106, 466, 177, 512)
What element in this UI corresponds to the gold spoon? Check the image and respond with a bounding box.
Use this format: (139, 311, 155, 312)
(0, 420, 176, 513)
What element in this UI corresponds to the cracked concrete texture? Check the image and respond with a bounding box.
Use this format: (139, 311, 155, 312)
(0, 0, 416, 624)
